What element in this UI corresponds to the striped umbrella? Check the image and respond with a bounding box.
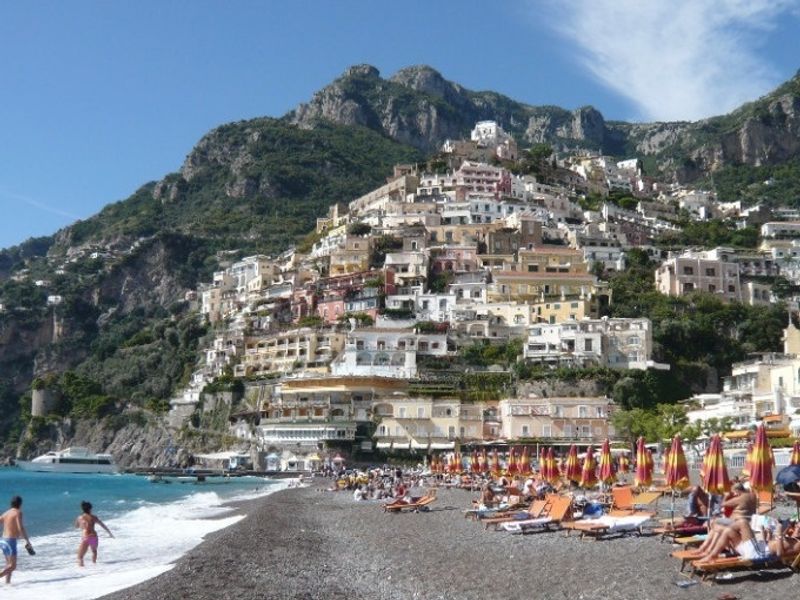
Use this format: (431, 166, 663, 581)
(749, 424, 774, 493)
(490, 449, 501, 477)
(618, 453, 630, 474)
(506, 447, 518, 476)
(543, 447, 560, 485)
(478, 449, 488, 472)
(471, 450, 481, 474)
(564, 444, 582, 483)
(518, 446, 531, 476)
(665, 436, 690, 491)
(742, 442, 754, 478)
(702, 434, 731, 495)
(579, 445, 597, 489)
(429, 454, 438, 474)
(634, 437, 652, 489)
(790, 440, 800, 466)
(597, 439, 616, 485)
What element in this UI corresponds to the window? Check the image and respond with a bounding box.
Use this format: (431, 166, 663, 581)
(708, 284, 716, 292)
(542, 425, 552, 437)
(596, 406, 605, 418)
(705, 268, 716, 276)
(527, 265, 539, 272)
(521, 425, 530, 436)
(417, 406, 425, 418)
(683, 266, 694, 275)
(579, 406, 588, 418)
(563, 424, 573, 438)
(584, 339, 593, 352)
(399, 407, 406, 418)
(728, 285, 736, 292)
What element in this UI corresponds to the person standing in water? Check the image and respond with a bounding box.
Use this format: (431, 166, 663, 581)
(75, 501, 113, 567)
(0, 495, 33, 584)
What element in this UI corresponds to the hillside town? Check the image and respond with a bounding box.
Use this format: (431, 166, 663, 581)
(152, 121, 800, 470)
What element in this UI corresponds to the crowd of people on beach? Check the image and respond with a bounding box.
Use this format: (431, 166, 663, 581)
(0, 495, 113, 585)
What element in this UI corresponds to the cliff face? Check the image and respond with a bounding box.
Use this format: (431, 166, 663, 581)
(289, 64, 800, 181)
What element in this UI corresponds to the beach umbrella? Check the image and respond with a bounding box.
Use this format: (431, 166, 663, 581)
(546, 447, 560, 485)
(430, 454, 439, 474)
(597, 439, 615, 486)
(471, 450, 481, 474)
(506, 447, 518, 476)
(518, 446, 531, 476)
(702, 434, 731, 496)
(634, 437, 652, 489)
(564, 444, 581, 484)
(618, 453, 630, 474)
(478, 449, 488, 473)
(490, 449, 501, 477)
(749, 424, 774, 493)
(579, 445, 597, 489)
(790, 440, 800, 466)
(665, 436, 690, 491)
(742, 442, 754, 478)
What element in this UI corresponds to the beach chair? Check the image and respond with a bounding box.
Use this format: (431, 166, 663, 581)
(464, 496, 525, 520)
(480, 498, 551, 529)
(563, 511, 653, 540)
(383, 489, 437, 513)
(501, 496, 574, 534)
(609, 486, 661, 517)
(689, 551, 800, 580)
(757, 490, 774, 514)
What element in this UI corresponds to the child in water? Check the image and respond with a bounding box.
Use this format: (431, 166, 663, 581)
(75, 501, 113, 567)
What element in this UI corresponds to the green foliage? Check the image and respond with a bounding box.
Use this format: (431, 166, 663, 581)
(428, 271, 454, 293)
(298, 315, 323, 328)
(459, 339, 523, 368)
(611, 403, 689, 443)
(658, 219, 759, 248)
(709, 156, 800, 207)
(347, 222, 372, 235)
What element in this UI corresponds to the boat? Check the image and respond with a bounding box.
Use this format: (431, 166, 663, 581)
(16, 447, 119, 474)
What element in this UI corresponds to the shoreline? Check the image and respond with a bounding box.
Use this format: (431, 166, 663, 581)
(100, 480, 796, 600)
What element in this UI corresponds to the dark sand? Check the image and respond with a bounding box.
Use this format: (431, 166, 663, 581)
(102, 482, 797, 600)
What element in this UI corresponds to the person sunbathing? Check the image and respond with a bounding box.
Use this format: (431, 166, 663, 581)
(689, 484, 756, 560)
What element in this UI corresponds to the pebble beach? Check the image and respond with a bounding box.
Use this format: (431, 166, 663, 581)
(100, 481, 798, 600)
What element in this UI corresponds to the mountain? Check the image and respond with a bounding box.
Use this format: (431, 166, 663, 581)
(289, 64, 800, 184)
(3, 63, 800, 460)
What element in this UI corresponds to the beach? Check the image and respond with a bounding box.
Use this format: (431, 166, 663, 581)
(101, 482, 797, 600)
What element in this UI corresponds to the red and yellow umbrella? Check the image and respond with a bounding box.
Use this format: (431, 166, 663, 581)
(478, 449, 488, 472)
(702, 434, 731, 495)
(597, 439, 616, 485)
(543, 447, 560, 485)
(634, 437, 652, 489)
(506, 447, 518, 476)
(790, 440, 800, 466)
(742, 443, 754, 478)
(490, 449, 501, 477)
(618, 453, 630, 474)
(564, 444, 581, 483)
(749, 424, 774, 493)
(579, 445, 597, 488)
(471, 450, 481, 474)
(518, 446, 531, 476)
(665, 436, 690, 491)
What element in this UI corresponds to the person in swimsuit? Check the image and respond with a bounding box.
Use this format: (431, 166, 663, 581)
(0, 495, 33, 584)
(75, 501, 113, 567)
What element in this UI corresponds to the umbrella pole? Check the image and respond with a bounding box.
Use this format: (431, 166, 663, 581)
(670, 490, 676, 527)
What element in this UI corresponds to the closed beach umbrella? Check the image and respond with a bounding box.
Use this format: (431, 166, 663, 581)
(665, 436, 690, 491)
(579, 445, 597, 489)
(742, 442, 754, 478)
(564, 444, 581, 483)
(634, 437, 652, 489)
(490, 449, 501, 477)
(540, 447, 556, 485)
(618, 453, 630, 474)
(430, 454, 439, 474)
(597, 439, 615, 485)
(790, 440, 800, 466)
(506, 447, 518, 476)
(479, 449, 488, 472)
(702, 434, 731, 495)
(749, 424, 774, 493)
(471, 450, 481, 474)
(519, 446, 531, 476)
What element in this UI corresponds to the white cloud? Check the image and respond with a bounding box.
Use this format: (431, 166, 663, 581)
(544, 0, 799, 121)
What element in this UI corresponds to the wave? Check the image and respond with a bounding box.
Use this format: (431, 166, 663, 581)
(3, 479, 288, 599)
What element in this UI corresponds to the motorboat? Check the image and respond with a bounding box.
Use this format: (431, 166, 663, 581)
(16, 447, 119, 474)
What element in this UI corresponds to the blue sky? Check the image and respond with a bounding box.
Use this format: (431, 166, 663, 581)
(1, 0, 799, 249)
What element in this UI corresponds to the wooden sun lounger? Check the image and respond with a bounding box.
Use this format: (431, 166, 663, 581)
(481, 498, 550, 529)
(563, 512, 653, 540)
(502, 496, 573, 534)
(689, 551, 800, 580)
(383, 489, 437, 513)
(609, 487, 661, 516)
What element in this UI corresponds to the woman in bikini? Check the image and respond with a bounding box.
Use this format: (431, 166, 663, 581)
(75, 501, 113, 567)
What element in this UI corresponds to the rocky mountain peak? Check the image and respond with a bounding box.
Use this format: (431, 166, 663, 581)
(341, 64, 381, 80)
(389, 65, 452, 98)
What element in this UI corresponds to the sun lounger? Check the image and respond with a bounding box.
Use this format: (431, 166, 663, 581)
(500, 496, 573, 534)
(757, 490, 774, 514)
(689, 551, 800, 580)
(609, 487, 661, 517)
(563, 513, 653, 540)
(480, 499, 550, 529)
(383, 489, 437, 513)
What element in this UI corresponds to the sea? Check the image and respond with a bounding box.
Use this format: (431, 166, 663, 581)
(0, 469, 287, 599)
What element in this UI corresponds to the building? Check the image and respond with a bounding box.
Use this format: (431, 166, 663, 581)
(499, 396, 615, 444)
(235, 328, 346, 377)
(524, 317, 662, 370)
(655, 250, 742, 302)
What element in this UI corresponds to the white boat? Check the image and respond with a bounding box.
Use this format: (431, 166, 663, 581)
(16, 447, 119, 474)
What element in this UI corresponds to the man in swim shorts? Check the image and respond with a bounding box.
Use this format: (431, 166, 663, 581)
(75, 500, 113, 567)
(0, 496, 33, 584)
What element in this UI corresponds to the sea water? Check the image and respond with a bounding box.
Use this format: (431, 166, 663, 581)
(0, 469, 286, 599)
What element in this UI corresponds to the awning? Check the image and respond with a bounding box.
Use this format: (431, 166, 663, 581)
(393, 442, 410, 450)
(376, 442, 392, 449)
(194, 451, 243, 461)
(306, 453, 321, 462)
(429, 442, 455, 450)
(410, 440, 428, 449)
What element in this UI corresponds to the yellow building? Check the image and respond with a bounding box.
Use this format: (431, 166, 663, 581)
(235, 329, 346, 377)
(499, 396, 615, 444)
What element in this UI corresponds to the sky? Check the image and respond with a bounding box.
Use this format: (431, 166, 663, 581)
(1, 0, 799, 249)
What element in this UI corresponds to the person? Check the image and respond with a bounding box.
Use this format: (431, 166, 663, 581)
(0, 496, 32, 584)
(692, 483, 759, 563)
(479, 483, 496, 509)
(75, 501, 113, 567)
